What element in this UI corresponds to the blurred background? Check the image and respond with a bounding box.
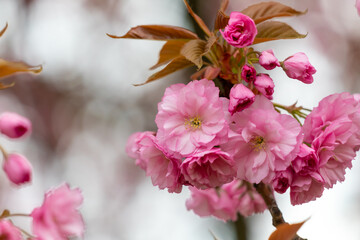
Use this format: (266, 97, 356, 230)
(0, 0, 359, 239)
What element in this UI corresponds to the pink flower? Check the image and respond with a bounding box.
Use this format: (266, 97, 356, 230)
(3, 153, 32, 186)
(186, 180, 266, 221)
(259, 50, 280, 70)
(254, 74, 275, 100)
(272, 168, 293, 194)
(220, 12, 257, 48)
(221, 96, 302, 184)
(356, 0, 360, 16)
(229, 84, 255, 115)
(282, 52, 316, 84)
(156, 79, 228, 157)
(0, 220, 22, 240)
(241, 64, 256, 83)
(125, 131, 155, 170)
(288, 144, 325, 205)
(0, 112, 31, 139)
(139, 134, 183, 193)
(303, 92, 360, 188)
(180, 148, 235, 189)
(31, 183, 84, 240)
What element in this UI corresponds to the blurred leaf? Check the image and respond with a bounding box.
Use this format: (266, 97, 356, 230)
(150, 40, 189, 70)
(0, 23, 8, 38)
(253, 21, 306, 44)
(183, 0, 212, 37)
(0, 59, 42, 79)
(180, 36, 217, 69)
(242, 2, 307, 24)
(107, 25, 198, 40)
(0, 209, 10, 218)
(214, 10, 229, 30)
(180, 39, 207, 68)
(219, 0, 229, 12)
(136, 56, 193, 86)
(268, 220, 307, 240)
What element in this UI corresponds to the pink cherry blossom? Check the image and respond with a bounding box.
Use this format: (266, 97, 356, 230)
(220, 12, 257, 48)
(125, 131, 155, 170)
(229, 84, 255, 115)
(221, 96, 302, 184)
(0, 220, 22, 240)
(272, 168, 293, 194)
(303, 92, 360, 188)
(156, 79, 228, 157)
(259, 50, 280, 70)
(241, 64, 256, 83)
(254, 74, 275, 100)
(138, 134, 183, 193)
(3, 153, 32, 186)
(181, 148, 235, 189)
(282, 52, 316, 84)
(0, 112, 31, 139)
(186, 180, 266, 221)
(31, 183, 84, 240)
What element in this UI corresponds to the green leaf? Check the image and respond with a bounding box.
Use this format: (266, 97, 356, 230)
(107, 25, 198, 40)
(268, 220, 307, 240)
(150, 40, 189, 70)
(242, 1, 307, 24)
(136, 56, 193, 86)
(0, 23, 8, 38)
(253, 21, 306, 44)
(183, 0, 212, 37)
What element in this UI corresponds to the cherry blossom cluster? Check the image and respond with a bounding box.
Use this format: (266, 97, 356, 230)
(126, 10, 360, 222)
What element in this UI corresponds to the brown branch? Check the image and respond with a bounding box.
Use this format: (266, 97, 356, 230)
(254, 182, 307, 240)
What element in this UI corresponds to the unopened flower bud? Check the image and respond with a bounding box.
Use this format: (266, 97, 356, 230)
(0, 112, 31, 139)
(3, 153, 32, 185)
(229, 84, 255, 115)
(259, 49, 280, 70)
(241, 64, 256, 83)
(273, 168, 293, 194)
(282, 52, 316, 84)
(254, 74, 275, 100)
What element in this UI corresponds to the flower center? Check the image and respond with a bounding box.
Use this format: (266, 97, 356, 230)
(251, 136, 266, 151)
(185, 116, 202, 130)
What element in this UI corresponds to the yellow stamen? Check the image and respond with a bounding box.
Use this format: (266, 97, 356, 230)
(251, 136, 266, 151)
(185, 116, 202, 130)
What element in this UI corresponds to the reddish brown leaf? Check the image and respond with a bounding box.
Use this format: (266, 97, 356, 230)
(219, 0, 229, 12)
(253, 21, 306, 44)
(107, 25, 198, 40)
(268, 220, 307, 240)
(0, 59, 42, 79)
(214, 10, 230, 30)
(180, 39, 207, 68)
(136, 56, 193, 86)
(0, 23, 8, 38)
(183, 0, 212, 37)
(150, 40, 189, 70)
(242, 1, 307, 24)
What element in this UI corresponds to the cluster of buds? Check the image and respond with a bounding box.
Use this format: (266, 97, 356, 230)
(121, 1, 360, 227)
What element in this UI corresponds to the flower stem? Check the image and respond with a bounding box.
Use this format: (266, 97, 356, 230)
(233, 214, 247, 240)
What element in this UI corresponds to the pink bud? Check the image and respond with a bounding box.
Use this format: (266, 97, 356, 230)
(259, 49, 280, 70)
(0, 112, 31, 139)
(241, 64, 256, 83)
(3, 153, 32, 185)
(229, 84, 255, 115)
(282, 52, 316, 84)
(0, 220, 22, 240)
(273, 168, 293, 194)
(254, 74, 275, 100)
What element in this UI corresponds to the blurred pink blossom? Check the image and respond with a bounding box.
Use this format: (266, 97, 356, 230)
(220, 12, 257, 48)
(0, 112, 31, 139)
(228, 84, 255, 115)
(3, 153, 32, 186)
(0, 220, 22, 240)
(156, 79, 228, 157)
(254, 74, 275, 100)
(357, 0, 360, 15)
(31, 183, 84, 240)
(282, 52, 316, 84)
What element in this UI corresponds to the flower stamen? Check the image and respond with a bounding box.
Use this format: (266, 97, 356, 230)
(185, 117, 202, 130)
(251, 136, 266, 151)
